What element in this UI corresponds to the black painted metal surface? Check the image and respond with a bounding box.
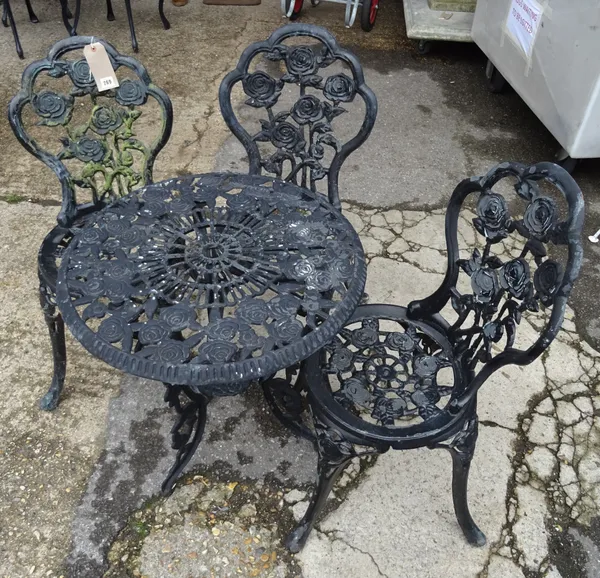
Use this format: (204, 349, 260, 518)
(55, 173, 367, 395)
(8, 36, 173, 410)
(279, 161, 585, 552)
(219, 23, 377, 209)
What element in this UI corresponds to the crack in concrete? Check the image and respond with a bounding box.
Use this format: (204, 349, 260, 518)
(320, 530, 390, 578)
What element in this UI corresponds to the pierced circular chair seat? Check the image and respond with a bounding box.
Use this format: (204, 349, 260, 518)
(303, 304, 467, 450)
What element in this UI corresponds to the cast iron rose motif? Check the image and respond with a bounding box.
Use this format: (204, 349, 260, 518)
(159, 304, 195, 331)
(236, 298, 269, 325)
(474, 193, 510, 241)
(197, 340, 237, 363)
(291, 95, 324, 125)
(500, 258, 531, 299)
(32, 91, 73, 124)
(137, 321, 170, 345)
(413, 355, 439, 377)
(91, 105, 124, 134)
(269, 317, 304, 344)
(340, 377, 372, 407)
(351, 325, 378, 348)
(242, 71, 281, 108)
(270, 121, 305, 151)
(523, 197, 557, 239)
(286, 46, 317, 76)
(372, 396, 408, 425)
(70, 137, 106, 162)
(207, 318, 239, 341)
(268, 295, 300, 319)
(98, 316, 129, 343)
(386, 331, 415, 353)
(323, 74, 356, 103)
(115, 79, 147, 106)
(534, 260, 563, 305)
(152, 340, 191, 364)
(471, 267, 500, 303)
(238, 326, 264, 349)
(331, 347, 354, 372)
(69, 59, 96, 90)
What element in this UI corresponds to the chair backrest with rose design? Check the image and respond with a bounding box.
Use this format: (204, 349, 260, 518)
(8, 36, 173, 227)
(407, 161, 584, 412)
(219, 23, 377, 209)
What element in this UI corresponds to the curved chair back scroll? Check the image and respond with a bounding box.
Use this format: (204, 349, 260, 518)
(408, 162, 584, 411)
(8, 36, 173, 227)
(218, 23, 377, 209)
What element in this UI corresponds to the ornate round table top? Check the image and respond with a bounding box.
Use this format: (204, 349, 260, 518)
(56, 173, 366, 395)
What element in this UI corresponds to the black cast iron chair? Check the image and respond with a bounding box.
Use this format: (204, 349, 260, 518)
(283, 161, 584, 551)
(8, 36, 173, 410)
(60, 0, 170, 52)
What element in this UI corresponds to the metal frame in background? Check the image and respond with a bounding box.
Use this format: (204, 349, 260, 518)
(281, 0, 380, 32)
(60, 0, 170, 52)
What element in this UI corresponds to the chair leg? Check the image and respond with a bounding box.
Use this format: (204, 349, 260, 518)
(437, 414, 486, 546)
(286, 417, 355, 553)
(124, 0, 138, 52)
(4, 0, 24, 58)
(38, 283, 67, 411)
(25, 0, 39, 23)
(158, 0, 170, 29)
(106, 0, 115, 21)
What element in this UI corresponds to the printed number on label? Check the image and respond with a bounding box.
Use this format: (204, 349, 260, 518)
(99, 77, 117, 89)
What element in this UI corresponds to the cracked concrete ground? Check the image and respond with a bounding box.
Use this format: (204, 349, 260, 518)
(0, 0, 599, 577)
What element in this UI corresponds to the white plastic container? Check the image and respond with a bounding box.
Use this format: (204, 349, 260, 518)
(472, 0, 600, 159)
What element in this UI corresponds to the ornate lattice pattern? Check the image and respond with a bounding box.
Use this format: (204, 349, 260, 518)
(322, 314, 457, 427)
(9, 36, 173, 227)
(219, 23, 377, 208)
(56, 173, 366, 394)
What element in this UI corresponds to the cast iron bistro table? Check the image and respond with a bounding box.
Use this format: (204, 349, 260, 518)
(54, 171, 366, 495)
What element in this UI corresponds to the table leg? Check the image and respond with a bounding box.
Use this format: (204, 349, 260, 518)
(161, 385, 210, 496)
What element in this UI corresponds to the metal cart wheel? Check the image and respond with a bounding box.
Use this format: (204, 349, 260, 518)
(486, 60, 507, 94)
(417, 40, 433, 55)
(282, 0, 304, 19)
(360, 0, 379, 31)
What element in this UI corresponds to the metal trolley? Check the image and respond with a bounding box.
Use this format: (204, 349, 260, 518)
(281, 0, 380, 32)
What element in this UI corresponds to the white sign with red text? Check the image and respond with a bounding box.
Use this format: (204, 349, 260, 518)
(506, 0, 543, 57)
